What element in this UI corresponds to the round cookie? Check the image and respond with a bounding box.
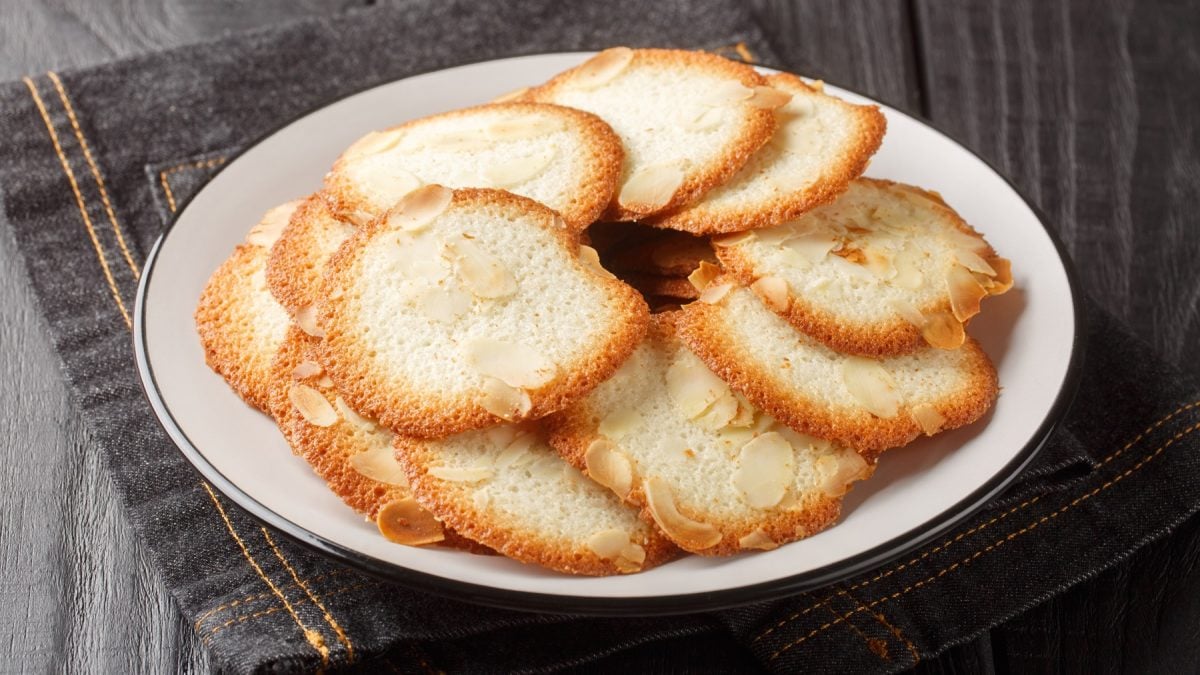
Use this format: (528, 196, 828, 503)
(649, 73, 886, 234)
(323, 102, 623, 231)
(195, 201, 298, 412)
(318, 186, 649, 438)
(524, 47, 778, 221)
(265, 194, 354, 323)
(545, 315, 873, 555)
(676, 279, 999, 456)
(268, 328, 486, 551)
(394, 423, 677, 575)
(714, 178, 1012, 356)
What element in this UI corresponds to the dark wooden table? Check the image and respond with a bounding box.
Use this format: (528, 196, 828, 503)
(2, 1, 1198, 672)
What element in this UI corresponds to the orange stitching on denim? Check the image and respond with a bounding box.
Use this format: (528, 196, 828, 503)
(193, 570, 352, 630)
(842, 588, 919, 666)
(755, 398, 1200, 645)
(47, 71, 140, 280)
(769, 420, 1200, 661)
(262, 528, 356, 662)
(823, 595, 883, 661)
(202, 483, 330, 667)
(160, 156, 227, 212)
(23, 77, 131, 328)
(200, 581, 378, 644)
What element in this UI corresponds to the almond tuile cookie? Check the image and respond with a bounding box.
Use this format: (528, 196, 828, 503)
(713, 178, 1013, 356)
(265, 194, 355, 322)
(323, 102, 622, 231)
(524, 47, 778, 221)
(545, 315, 873, 555)
(195, 201, 298, 412)
(675, 280, 998, 456)
(395, 423, 678, 575)
(318, 186, 649, 438)
(649, 73, 886, 234)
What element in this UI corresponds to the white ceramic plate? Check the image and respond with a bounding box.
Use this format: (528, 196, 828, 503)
(135, 52, 1082, 614)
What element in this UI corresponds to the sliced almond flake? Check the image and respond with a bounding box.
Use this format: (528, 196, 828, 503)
(345, 156, 423, 217)
(481, 147, 556, 188)
(464, 338, 556, 388)
(428, 465, 493, 483)
(405, 129, 492, 153)
(343, 130, 404, 160)
(892, 246, 924, 289)
(483, 425, 518, 448)
(827, 253, 876, 282)
(570, 47, 634, 90)
(728, 392, 757, 428)
(739, 529, 779, 551)
(775, 425, 832, 454)
(376, 498, 444, 546)
(478, 376, 533, 422)
(579, 245, 617, 279)
(751, 276, 789, 311)
(695, 390, 739, 431)
(414, 284, 472, 323)
(921, 310, 966, 349)
(701, 80, 754, 106)
(526, 453, 563, 480)
(804, 277, 832, 293)
(289, 384, 338, 427)
(687, 261, 722, 292)
(888, 298, 928, 328)
(984, 256, 1014, 294)
(349, 446, 408, 486)
(816, 448, 871, 497)
(442, 237, 517, 299)
(584, 439, 634, 499)
(294, 305, 326, 338)
(490, 86, 531, 103)
(940, 227, 990, 254)
(772, 124, 824, 156)
(665, 353, 729, 418)
(711, 231, 754, 248)
(615, 543, 647, 572)
(841, 357, 901, 419)
(618, 163, 685, 212)
(586, 529, 632, 560)
(316, 374, 334, 388)
(387, 185, 452, 232)
(954, 248, 997, 276)
(782, 232, 839, 265)
(751, 221, 800, 248)
(599, 407, 644, 440)
(485, 116, 565, 141)
(334, 397, 377, 432)
(732, 432, 795, 509)
(678, 106, 725, 131)
(747, 86, 793, 110)
(643, 477, 722, 550)
(292, 360, 323, 380)
(911, 403, 947, 436)
(698, 282, 733, 304)
(494, 432, 536, 470)
(245, 201, 297, 247)
(947, 264, 988, 322)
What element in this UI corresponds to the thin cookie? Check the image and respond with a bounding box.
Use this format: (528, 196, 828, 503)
(649, 73, 886, 234)
(323, 102, 623, 231)
(524, 48, 778, 221)
(546, 315, 873, 555)
(318, 186, 649, 438)
(195, 201, 298, 412)
(713, 178, 1012, 356)
(265, 194, 354, 324)
(268, 328, 486, 551)
(395, 423, 677, 575)
(676, 280, 998, 456)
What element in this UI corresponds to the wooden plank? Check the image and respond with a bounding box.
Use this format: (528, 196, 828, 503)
(914, 0, 1200, 671)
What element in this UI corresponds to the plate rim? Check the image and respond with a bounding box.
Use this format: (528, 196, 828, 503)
(133, 51, 1086, 616)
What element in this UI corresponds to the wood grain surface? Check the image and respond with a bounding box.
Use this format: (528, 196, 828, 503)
(1, 0, 1197, 672)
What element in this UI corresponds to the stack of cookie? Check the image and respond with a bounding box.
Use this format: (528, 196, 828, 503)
(196, 48, 1010, 575)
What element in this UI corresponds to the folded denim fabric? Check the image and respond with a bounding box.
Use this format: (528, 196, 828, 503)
(2, 0, 1197, 671)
